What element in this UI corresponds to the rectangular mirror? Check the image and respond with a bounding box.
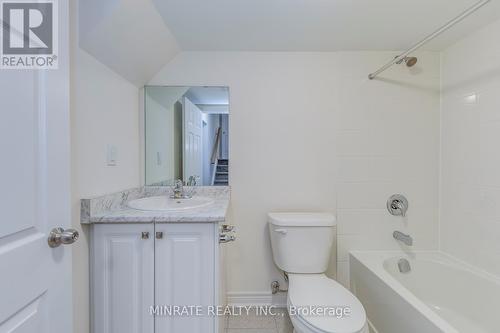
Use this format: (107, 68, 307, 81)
(144, 86, 229, 186)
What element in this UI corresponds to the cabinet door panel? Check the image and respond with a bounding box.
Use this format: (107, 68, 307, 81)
(155, 223, 215, 333)
(91, 224, 154, 333)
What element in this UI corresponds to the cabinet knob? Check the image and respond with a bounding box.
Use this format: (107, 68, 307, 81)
(141, 232, 150, 239)
(156, 232, 164, 239)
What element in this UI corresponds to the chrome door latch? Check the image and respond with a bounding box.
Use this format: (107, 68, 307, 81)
(220, 224, 236, 243)
(219, 233, 236, 243)
(48, 227, 79, 248)
(221, 224, 235, 232)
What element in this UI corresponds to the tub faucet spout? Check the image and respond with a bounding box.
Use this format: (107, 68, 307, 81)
(393, 231, 413, 246)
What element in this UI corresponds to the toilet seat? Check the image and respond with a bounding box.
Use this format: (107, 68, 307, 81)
(287, 274, 367, 333)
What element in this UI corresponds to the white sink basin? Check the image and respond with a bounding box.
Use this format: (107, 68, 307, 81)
(127, 196, 214, 211)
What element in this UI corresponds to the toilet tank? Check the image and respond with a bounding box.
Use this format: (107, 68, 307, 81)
(268, 212, 336, 274)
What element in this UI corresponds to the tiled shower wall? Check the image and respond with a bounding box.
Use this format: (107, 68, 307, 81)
(441, 18, 500, 277)
(335, 52, 441, 287)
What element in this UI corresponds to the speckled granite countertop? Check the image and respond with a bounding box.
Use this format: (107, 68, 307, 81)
(81, 186, 230, 224)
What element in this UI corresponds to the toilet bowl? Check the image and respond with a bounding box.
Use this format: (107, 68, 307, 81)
(268, 213, 368, 333)
(287, 274, 368, 333)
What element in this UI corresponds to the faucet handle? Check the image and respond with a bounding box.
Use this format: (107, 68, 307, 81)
(169, 179, 185, 199)
(184, 176, 200, 198)
(169, 179, 182, 190)
(387, 194, 408, 217)
(187, 175, 199, 186)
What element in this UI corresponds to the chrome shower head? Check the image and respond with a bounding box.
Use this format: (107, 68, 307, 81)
(397, 56, 418, 67)
(404, 57, 418, 67)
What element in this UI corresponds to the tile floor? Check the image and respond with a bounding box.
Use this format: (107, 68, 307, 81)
(225, 308, 294, 333)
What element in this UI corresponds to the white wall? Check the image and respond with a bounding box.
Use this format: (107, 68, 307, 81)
(150, 51, 441, 300)
(71, 1, 141, 332)
(441, 18, 500, 277)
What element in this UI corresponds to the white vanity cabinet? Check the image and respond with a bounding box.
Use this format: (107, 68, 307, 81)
(91, 224, 155, 333)
(154, 223, 215, 333)
(90, 223, 222, 333)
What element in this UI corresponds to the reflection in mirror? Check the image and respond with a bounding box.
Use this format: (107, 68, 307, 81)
(145, 86, 229, 186)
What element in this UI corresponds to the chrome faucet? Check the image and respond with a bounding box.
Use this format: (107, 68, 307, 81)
(170, 179, 195, 199)
(171, 179, 184, 199)
(394, 200, 407, 217)
(393, 231, 413, 246)
(387, 194, 408, 217)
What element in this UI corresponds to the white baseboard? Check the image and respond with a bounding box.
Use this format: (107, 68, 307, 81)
(227, 292, 287, 308)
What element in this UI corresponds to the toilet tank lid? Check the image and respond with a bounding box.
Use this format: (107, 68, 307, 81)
(268, 212, 336, 227)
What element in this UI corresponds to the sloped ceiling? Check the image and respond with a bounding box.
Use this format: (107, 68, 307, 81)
(153, 0, 500, 51)
(185, 87, 229, 105)
(78, 0, 500, 86)
(79, 0, 180, 86)
(146, 86, 189, 107)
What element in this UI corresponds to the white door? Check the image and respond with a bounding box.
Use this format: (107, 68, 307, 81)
(155, 223, 216, 333)
(91, 224, 154, 333)
(220, 114, 229, 160)
(183, 97, 203, 183)
(0, 1, 72, 332)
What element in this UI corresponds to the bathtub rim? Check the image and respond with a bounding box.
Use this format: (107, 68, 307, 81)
(349, 250, 500, 333)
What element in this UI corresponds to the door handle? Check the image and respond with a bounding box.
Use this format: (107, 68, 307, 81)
(274, 228, 288, 235)
(141, 232, 150, 240)
(48, 228, 79, 248)
(156, 232, 164, 239)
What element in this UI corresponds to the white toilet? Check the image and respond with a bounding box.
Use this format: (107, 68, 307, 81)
(268, 212, 369, 333)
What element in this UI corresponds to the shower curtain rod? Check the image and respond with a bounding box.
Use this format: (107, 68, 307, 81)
(368, 0, 492, 80)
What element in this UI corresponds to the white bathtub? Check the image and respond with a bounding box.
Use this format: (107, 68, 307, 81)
(349, 251, 500, 333)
